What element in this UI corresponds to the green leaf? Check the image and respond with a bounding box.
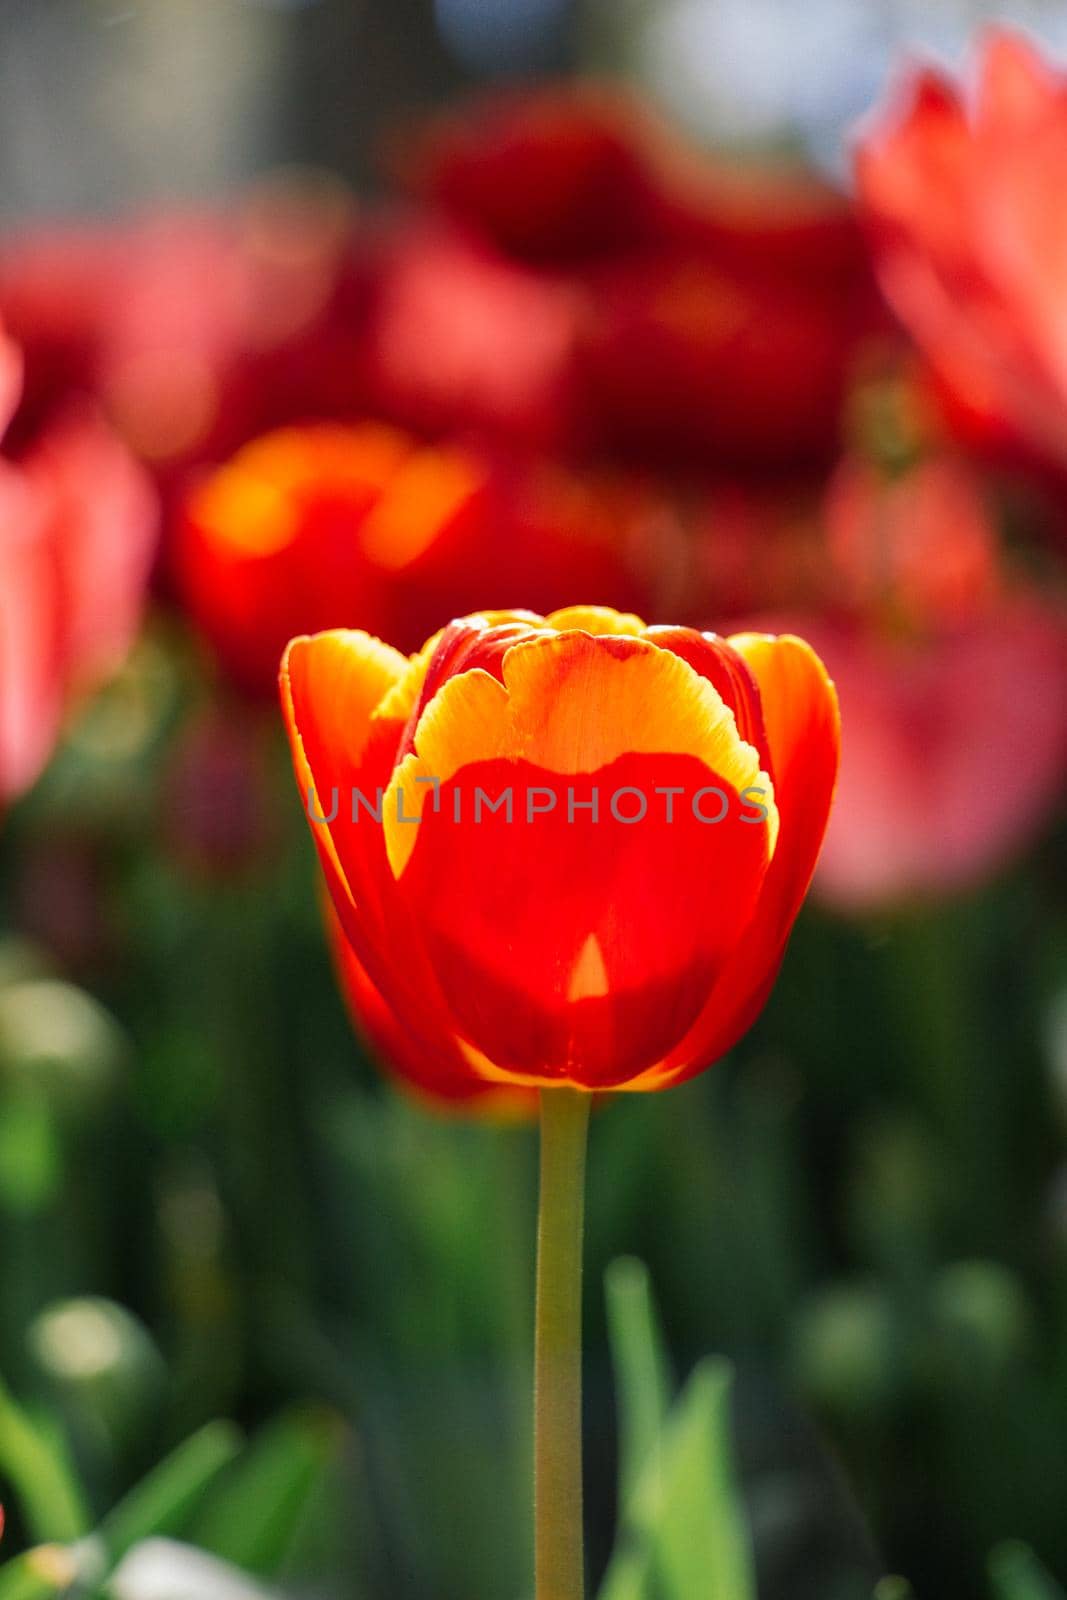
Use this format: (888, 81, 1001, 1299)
(605, 1258, 672, 1527)
(190, 1408, 347, 1578)
(600, 1359, 756, 1600)
(0, 1375, 89, 1543)
(652, 1360, 755, 1600)
(597, 1544, 658, 1600)
(99, 1420, 242, 1565)
(989, 1542, 1066, 1600)
(874, 1580, 916, 1600)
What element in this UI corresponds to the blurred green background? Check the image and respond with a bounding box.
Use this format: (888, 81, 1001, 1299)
(1, 4, 1067, 1599)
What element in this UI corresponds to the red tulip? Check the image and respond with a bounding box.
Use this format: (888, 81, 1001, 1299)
(358, 221, 583, 450)
(395, 84, 884, 474)
(0, 178, 364, 474)
(389, 84, 663, 265)
(0, 399, 157, 804)
(280, 607, 838, 1094)
(856, 30, 1067, 474)
(0, 320, 23, 437)
(576, 249, 872, 472)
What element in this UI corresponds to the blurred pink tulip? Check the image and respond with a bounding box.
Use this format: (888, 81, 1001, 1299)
(808, 603, 1067, 909)
(857, 30, 1067, 480)
(750, 452, 1067, 909)
(0, 381, 157, 804)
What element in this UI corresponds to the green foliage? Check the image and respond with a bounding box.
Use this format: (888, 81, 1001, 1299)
(989, 1543, 1067, 1600)
(605, 1257, 671, 1524)
(0, 1373, 89, 1544)
(0, 1411, 348, 1598)
(99, 1421, 243, 1564)
(601, 1263, 756, 1600)
(189, 1408, 348, 1578)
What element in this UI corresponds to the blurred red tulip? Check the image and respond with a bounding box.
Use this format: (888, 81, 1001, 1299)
(576, 249, 871, 472)
(396, 84, 884, 475)
(390, 84, 664, 265)
(0, 176, 364, 475)
(395, 81, 869, 278)
(176, 422, 655, 695)
(754, 451, 1067, 909)
(857, 30, 1067, 476)
(0, 320, 23, 437)
(0, 397, 157, 804)
(359, 220, 583, 450)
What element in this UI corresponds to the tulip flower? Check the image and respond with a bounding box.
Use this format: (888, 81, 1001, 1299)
(389, 83, 664, 265)
(359, 221, 583, 451)
(395, 80, 867, 277)
(806, 603, 1067, 911)
(0, 349, 157, 805)
(280, 605, 838, 1599)
(177, 424, 654, 695)
(0, 178, 362, 476)
(856, 30, 1067, 475)
(0, 322, 22, 438)
(576, 248, 874, 472)
(753, 452, 1067, 910)
(395, 84, 885, 475)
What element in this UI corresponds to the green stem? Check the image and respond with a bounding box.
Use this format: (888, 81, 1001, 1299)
(535, 1087, 591, 1600)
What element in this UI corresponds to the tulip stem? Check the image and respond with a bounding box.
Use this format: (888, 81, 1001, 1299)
(535, 1086, 591, 1600)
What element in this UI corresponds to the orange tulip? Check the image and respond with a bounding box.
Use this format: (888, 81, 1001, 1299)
(280, 607, 838, 1094)
(176, 423, 654, 695)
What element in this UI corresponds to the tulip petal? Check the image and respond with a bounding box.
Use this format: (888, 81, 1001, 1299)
(645, 626, 774, 772)
(280, 629, 409, 925)
(641, 633, 839, 1088)
(282, 628, 477, 1065)
(325, 898, 532, 1114)
(384, 629, 777, 876)
(543, 605, 647, 635)
(397, 750, 774, 1086)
